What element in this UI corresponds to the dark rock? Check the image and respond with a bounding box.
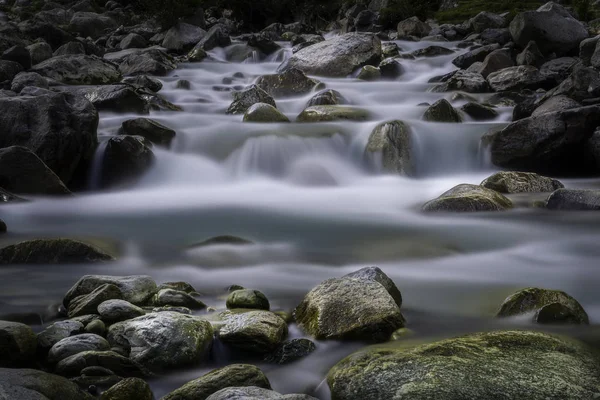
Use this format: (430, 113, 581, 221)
(189, 24, 231, 53)
(540, 57, 578, 84)
(461, 102, 498, 120)
(0, 368, 94, 399)
(516, 40, 544, 67)
(68, 284, 123, 318)
(432, 70, 490, 93)
(69, 12, 117, 39)
(411, 46, 454, 58)
(452, 44, 499, 69)
(119, 34, 147, 50)
(255, 68, 323, 97)
(306, 89, 346, 107)
(19, 19, 74, 50)
(579, 35, 599, 66)
(85, 84, 149, 114)
(27, 41, 53, 65)
(397, 16, 431, 38)
(0, 239, 113, 265)
(154, 289, 206, 309)
(176, 79, 191, 90)
(37, 320, 85, 354)
(97, 299, 144, 323)
(539, 66, 600, 103)
(122, 75, 163, 92)
(546, 189, 600, 210)
(64, 275, 157, 308)
(480, 28, 511, 46)
(55, 350, 147, 377)
(116, 48, 177, 76)
(101, 135, 155, 188)
(100, 378, 153, 400)
(163, 22, 206, 53)
(54, 41, 86, 56)
(0, 321, 37, 367)
(119, 118, 176, 147)
(31, 55, 121, 85)
(532, 95, 581, 116)
(248, 33, 282, 55)
(226, 289, 270, 310)
(379, 57, 404, 79)
(243, 103, 289, 123)
(226, 85, 276, 115)
(423, 99, 462, 122)
(2, 45, 31, 69)
(469, 11, 506, 33)
(481, 171, 564, 193)
(479, 49, 514, 78)
(7, 70, 43, 92)
(218, 309, 288, 353)
(422, 184, 513, 212)
(264, 338, 316, 364)
(487, 66, 550, 92)
(0, 60, 22, 82)
(206, 387, 317, 400)
(365, 120, 412, 175)
(297, 105, 370, 122)
(48, 334, 110, 364)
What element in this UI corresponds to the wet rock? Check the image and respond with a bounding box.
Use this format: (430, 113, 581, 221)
(452, 44, 499, 69)
(487, 66, 549, 92)
(0, 321, 37, 366)
(509, 2, 588, 55)
(0, 146, 70, 195)
(207, 387, 317, 400)
(226, 289, 270, 310)
(176, 79, 191, 90)
(108, 312, 213, 372)
(264, 338, 316, 364)
(539, 66, 600, 103)
(31, 55, 120, 85)
(531, 95, 581, 116)
(432, 70, 490, 93)
(119, 118, 176, 147)
(218, 310, 288, 353)
(162, 364, 271, 400)
(297, 105, 370, 122)
(0, 239, 113, 265)
(546, 188, 600, 210)
(328, 330, 600, 400)
(84, 84, 149, 114)
(482, 172, 564, 193)
(154, 289, 206, 310)
(294, 268, 404, 342)
(48, 334, 110, 364)
(379, 58, 404, 79)
(98, 377, 152, 400)
(163, 22, 206, 52)
(497, 287, 588, 324)
(469, 11, 506, 33)
(248, 33, 282, 55)
(279, 33, 381, 78)
(65, 275, 157, 308)
(397, 16, 431, 38)
(85, 319, 107, 336)
(0, 368, 94, 399)
(306, 89, 346, 107)
(38, 320, 85, 354)
(461, 102, 498, 120)
(479, 49, 514, 78)
(490, 105, 600, 175)
(345, 266, 403, 308)
(381, 42, 401, 58)
(539, 57, 578, 85)
(101, 135, 155, 188)
(54, 41, 86, 56)
(516, 40, 544, 67)
(411, 46, 454, 58)
(69, 12, 117, 39)
(356, 65, 381, 81)
(158, 282, 198, 294)
(117, 49, 177, 76)
(10, 71, 48, 93)
(0, 60, 22, 82)
(2, 45, 31, 69)
(365, 120, 412, 175)
(55, 350, 146, 377)
(120, 34, 147, 50)
(122, 75, 163, 92)
(190, 24, 231, 53)
(423, 99, 462, 122)
(98, 299, 144, 323)
(423, 184, 513, 212)
(243, 103, 290, 123)
(68, 284, 123, 318)
(255, 68, 323, 97)
(226, 85, 276, 115)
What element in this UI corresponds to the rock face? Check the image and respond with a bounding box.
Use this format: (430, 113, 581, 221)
(107, 312, 213, 372)
(0, 368, 94, 399)
(255, 68, 323, 97)
(365, 120, 412, 175)
(328, 330, 600, 400)
(497, 287, 589, 324)
(0, 321, 37, 367)
(546, 189, 600, 210)
(0, 239, 113, 265)
(65, 275, 157, 308)
(509, 2, 588, 55)
(48, 334, 110, 364)
(31, 55, 121, 85)
(296, 105, 370, 122)
(422, 99, 462, 122)
(490, 106, 600, 174)
(294, 267, 405, 342)
(119, 118, 176, 147)
(218, 310, 288, 353)
(481, 172, 564, 193)
(278, 33, 381, 77)
(101, 136, 155, 188)
(226, 85, 276, 115)
(162, 364, 271, 400)
(422, 184, 513, 212)
(0, 146, 70, 195)
(0, 88, 98, 185)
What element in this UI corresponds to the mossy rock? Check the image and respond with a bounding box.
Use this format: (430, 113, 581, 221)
(0, 239, 114, 264)
(497, 287, 589, 324)
(422, 99, 462, 122)
(0, 368, 94, 399)
(255, 68, 324, 97)
(243, 103, 290, 123)
(101, 378, 153, 400)
(218, 310, 288, 354)
(0, 321, 37, 367)
(461, 101, 499, 120)
(226, 289, 270, 310)
(422, 184, 513, 212)
(328, 330, 600, 400)
(365, 120, 412, 175)
(356, 65, 381, 81)
(306, 89, 346, 107)
(297, 105, 370, 122)
(481, 172, 564, 194)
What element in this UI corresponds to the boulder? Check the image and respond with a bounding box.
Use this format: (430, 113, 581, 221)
(68, 284, 123, 318)
(188, 24, 231, 56)
(356, 65, 381, 81)
(31, 55, 121, 85)
(48, 334, 110, 364)
(581, 35, 599, 65)
(101, 378, 153, 400)
(411, 46, 454, 58)
(481, 172, 564, 193)
(247, 33, 282, 55)
(460, 102, 498, 120)
(119, 118, 176, 147)
(365, 120, 412, 175)
(397, 17, 431, 38)
(422, 184, 513, 212)
(163, 22, 206, 52)
(0, 321, 37, 366)
(0, 239, 113, 265)
(452, 44, 500, 69)
(98, 299, 144, 323)
(243, 103, 290, 123)
(497, 287, 589, 324)
(69, 12, 117, 39)
(546, 188, 600, 210)
(107, 312, 213, 372)
(85, 320, 107, 336)
(306, 89, 346, 107)
(509, 2, 588, 55)
(487, 66, 549, 92)
(490, 105, 600, 174)
(154, 289, 206, 309)
(278, 33, 381, 77)
(226, 85, 276, 115)
(255, 68, 323, 97)
(2, 45, 31, 69)
(479, 49, 514, 78)
(379, 58, 404, 79)
(469, 11, 506, 33)
(480, 28, 511, 46)
(218, 310, 288, 353)
(226, 289, 270, 310)
(37, 320, 85, 354)
(64, 275, 157, 308)
(206, 387, 317, 400)
(27, 42, 53, 65)
(432, 70, 490, 93)
(0, 368, 94, 399)
(84, 84, 150, 114)
(423, 99, 462, 122)
(10, 71, 49, 93)
(539, 57, 578, 85)
(162, 364, 271, 400)
(539, 66, 600, 103)
(55, 350, 146, 377)
(328, 330, 600, 400)
(531, 95, 581, 116)
(294, 267, 404, 342)
(54, 41, 86, 56)
(122, 75, 163, 92)
(0, 60, 22, 82)
(101, 135, 155, 188)
(18, 20, 74, 50)
(296, 105, 370, 122)
(120, 34, 147, 50)
(117, 49, 177, 76)
(516, 41, 544, 67)
(0, 146, 70, 195)
(264, 338, 316, 364)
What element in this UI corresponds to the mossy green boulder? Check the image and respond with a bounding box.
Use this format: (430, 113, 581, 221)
(101, 378, 153, 400)
(243, 103, 290, 123)
(226, 289, 270, 310)
(422, 99, 462, 122)
(365, 120, 413, 175)
(328, 330, 600, 400)
(422, 184, 513, 212)
(482, 172, 564, 193)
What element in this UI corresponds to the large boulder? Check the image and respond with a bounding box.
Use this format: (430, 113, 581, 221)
(100, 135, 155, 188)
(531, 95, 581, 117)
(539, 66, 600, 103)
(0, 321, 37, 367)
(107, 312, 213, 372)
(546, 188, 600, 210)
(162, 364, 271, 400)
(218, 310, 288, 353)
(255, 68, 323, 97)
(119, 118, 176, 147)
(116, 49, 177, 76)
(294, 267, 405, 342)
(0, 60, 22, 82)
(10, 71, 49, 93)
(452, 44, 500, 69)
(189, 24, 231, 53)
(481, 171, 564, 193)
(64, 275, 157, 307)
(397, 17, 431, 38)
(0, 368, 94, 399)
(487, 66, 549, 92)
(162, 22, 206, 52)
(0, 239, 113, 265)
(84, 85, 150, 114)
(365, 120, 413, 175)
(509, 2, 589, 55)
(328, 330, 600, 400)
(31, 55, 121, 85)
(226, 85, 276, 115)
(0, 146, 70, 195)
(422, 184, 513, 212)
(27, 42, 54, 65)
(278, 33, 381, 77)
(69, 12, 117, 39)
(479, 49, 514, 78)
(489, 105, 600, 174)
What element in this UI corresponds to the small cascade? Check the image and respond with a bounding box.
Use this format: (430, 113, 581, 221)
(87, 140, 108, 191)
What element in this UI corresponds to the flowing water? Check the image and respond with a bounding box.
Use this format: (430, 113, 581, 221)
(1, 38, 600, 397)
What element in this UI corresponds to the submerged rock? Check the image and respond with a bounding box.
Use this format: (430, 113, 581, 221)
(423, 184, 513, 212)
(546, 189, 600, 210)
(0, 239, 113, 265)
(218, 310, 288, 353)
(0, 368, 94, 399)
(328, 330, 600, 400)
(356, 65, 381, 81)
(481, 172, 564, 193)
(296, 105, 370, 122)
(422, 99, 462, 122)
(0, 321, 37, 367)
(255, 68, 323, 97)
(226, 85, 276, 115)
(460, 102, 498, 120)
(365, 120, 413, 175)
(497, 287, 589, 324)
(243, 103, 290, 123)
(101, 135, 155, 188)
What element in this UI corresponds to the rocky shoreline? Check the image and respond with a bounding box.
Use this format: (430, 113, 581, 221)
(1, 0, 600, 398)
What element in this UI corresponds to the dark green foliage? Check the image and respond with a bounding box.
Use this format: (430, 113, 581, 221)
(380, 0, 441, 28)
(129, 0, 204, 28)
(435, 0, 543, 23)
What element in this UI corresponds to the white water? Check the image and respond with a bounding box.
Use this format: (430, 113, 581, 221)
(1, 38, 600, 397)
